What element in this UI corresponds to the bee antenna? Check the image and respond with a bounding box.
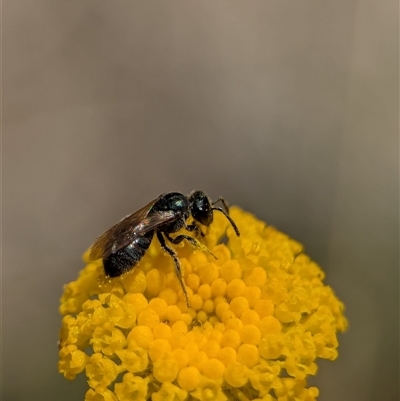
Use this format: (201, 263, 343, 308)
(212, 206, 240, 237)
(212, 196, 229, 214)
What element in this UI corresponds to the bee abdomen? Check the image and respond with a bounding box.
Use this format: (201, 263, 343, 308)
(103, 232, 153, 277)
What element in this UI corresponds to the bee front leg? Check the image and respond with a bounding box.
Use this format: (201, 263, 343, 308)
(185, 223, 205, 237)
(156, 231, 190, 308)
(165, 233, 217, 260)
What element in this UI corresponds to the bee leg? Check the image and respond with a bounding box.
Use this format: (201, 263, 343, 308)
(165, 233, 217, 260)
(211, 206, 240, 237)
(185, 223, 205, 237)
(212, 196, 230, 214)
(157, 231, 190, 308)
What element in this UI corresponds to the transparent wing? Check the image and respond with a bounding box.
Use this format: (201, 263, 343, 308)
(89, 197, 176, 260)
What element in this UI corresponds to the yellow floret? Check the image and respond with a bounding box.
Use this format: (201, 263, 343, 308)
(215, 301, 230, 319)
(202, 340, 220, 358)
(224, 362, 249, 387)
(202, 299, 214, 314)
(197, 310, 208, 324)
(259, 333, 285, 360)
(197, 284, 212, 300)
(137, 308, 159, 329)
(180, 313, 193, 326)
(240, 324, 261, 345)
(148, 297, 168, 320)
(202, 358, 225, 379)
(241, 310, 260, 325)
(152, 382, 187, 401)
(254, 299, 274, 318)
(210, 278, 227, 297)
(237, 344, 260, 368)
(172, 348, 189, 369)
(225, 317, 243, 332)
(221, 310, 236, 325)
(148, 339, 172, 361)
(170, 332, 188, 350)
(214, 322, 226, 333)
(86, 353, 118, 388)
(184, 341, 199, 357)
(113, 373, 148, 401)
(189, 251, 209, 270)
(158, 288, 178, 305)
(242, 286, 261, 308)
(172, 320, 188, 334)
(189, 350, 208, 371)
(199, 263, 219, 285)
(153, 355, 179, 382)
(230, 296, 250, 317)
(115, 348, 148, 373)
(258, 316, 282, 335)
(177, 366, 201, 391)
(244, 266, 267, 287)
(127, 326, 153, 349)
(226, 279, 246, 299)
(220, 329, 241, 350)
(91, 322, 126, 356)
(191, 294, 203, 310)
(248, 360, 281, 396)
(146, 269, 166, 298)
(122, 270, 147, 294)
(108, 294, 137, 329)
(211, 244, 231, 265)
(166, 305, 181, 323)
(186, 274, 200, 291)
(59, 345, 87, 379)
(59, 206, 347, 401)
(124, 293, 148, 314)
(220, 260, 242, 282)
(85, 388, 117, 401)
(208, 329, 223, 344)
(191, 377, 227, 401)
(217, 347, 237, 366)
(152, 323, 172, 340)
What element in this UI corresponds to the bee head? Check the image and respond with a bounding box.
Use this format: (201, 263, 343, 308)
(189, 190, 213, 226)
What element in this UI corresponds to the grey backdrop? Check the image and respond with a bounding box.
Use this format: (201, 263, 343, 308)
(3, 1, 399, 401)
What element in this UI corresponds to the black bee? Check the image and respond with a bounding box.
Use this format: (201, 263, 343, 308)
(89, 191, 240, 307)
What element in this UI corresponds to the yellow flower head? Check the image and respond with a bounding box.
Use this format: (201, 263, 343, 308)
(59, 207, 347, 401)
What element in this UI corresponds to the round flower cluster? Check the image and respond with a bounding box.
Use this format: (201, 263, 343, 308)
(59, 207, 347, 401)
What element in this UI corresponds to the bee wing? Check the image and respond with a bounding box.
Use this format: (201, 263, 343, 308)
(89, 197, 176, 260)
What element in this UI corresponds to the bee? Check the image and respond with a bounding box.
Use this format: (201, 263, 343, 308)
(89, 191, 240, 307)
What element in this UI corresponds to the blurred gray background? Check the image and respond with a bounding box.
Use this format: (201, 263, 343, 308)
(3, 1, 398, 400)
